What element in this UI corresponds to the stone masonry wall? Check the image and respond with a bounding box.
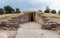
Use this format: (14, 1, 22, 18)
(35, 13, 46, 28)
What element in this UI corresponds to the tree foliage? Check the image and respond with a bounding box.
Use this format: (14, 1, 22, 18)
(38, 10, 42, 12)
(0, 8, 4, 15)
(16, 8, 21, 13)
(58, 10, 60, 14)
(44, 6, 50, 13)
(51, 10, 56, 14)
(0, 5, 21, 15)
(4, 5, 14, 14)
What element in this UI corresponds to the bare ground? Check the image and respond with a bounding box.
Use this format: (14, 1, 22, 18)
(16, 22, 60, 38)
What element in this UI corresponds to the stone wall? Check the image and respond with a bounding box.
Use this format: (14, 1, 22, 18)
(35, 13, 47, 29)
(11, 13, 29, 24)
(0, 13, 30, 30)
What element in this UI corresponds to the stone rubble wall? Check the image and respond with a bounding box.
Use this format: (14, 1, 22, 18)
(0, 12, 30, 38)
(39, 13, 60, 30)
(0, 13, 30, 30)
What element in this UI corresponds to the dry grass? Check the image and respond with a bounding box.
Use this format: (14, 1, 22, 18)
(42, 13, 60, 23)
(0, 13, 60, 23)
(0, 13, 20, 22)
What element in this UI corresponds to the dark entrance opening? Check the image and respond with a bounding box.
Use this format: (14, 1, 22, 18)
(31, 13, 34, 21)
(29, 12, 35, 22)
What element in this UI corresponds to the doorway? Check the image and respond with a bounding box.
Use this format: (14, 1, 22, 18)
(29, 12, 35, 21)
(31, 13, 34, 21)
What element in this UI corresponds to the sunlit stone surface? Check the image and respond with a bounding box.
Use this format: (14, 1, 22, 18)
(0, 33, 8, 38)
(16, 22, 60, 38)
(0, 30, 17, 38)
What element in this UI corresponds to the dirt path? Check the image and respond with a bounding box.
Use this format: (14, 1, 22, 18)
(15, 22, 60, 38)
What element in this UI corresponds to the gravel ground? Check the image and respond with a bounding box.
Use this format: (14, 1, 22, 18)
(16, 22, 60, 38)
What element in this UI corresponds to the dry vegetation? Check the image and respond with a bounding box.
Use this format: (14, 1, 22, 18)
(0, 13, 20, 22)
(42, 13, 60, 23)
(0, 13, 60, 23)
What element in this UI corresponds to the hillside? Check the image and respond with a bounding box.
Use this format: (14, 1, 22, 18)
(0, 13, 60, 23)
(42, 13, 60, 23)
(0, 12, 60, 38)
(0, 13, 20, 22)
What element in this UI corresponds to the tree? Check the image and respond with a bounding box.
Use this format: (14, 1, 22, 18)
(15, 8, 21, 13)
(38, 10, 42, 12)
(51, 10, 56, 14)
(0, 8, 4, 15)
(58, 10, 60, 14)
(44, 6, 50, 13)
(4, 5, 14, 14)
